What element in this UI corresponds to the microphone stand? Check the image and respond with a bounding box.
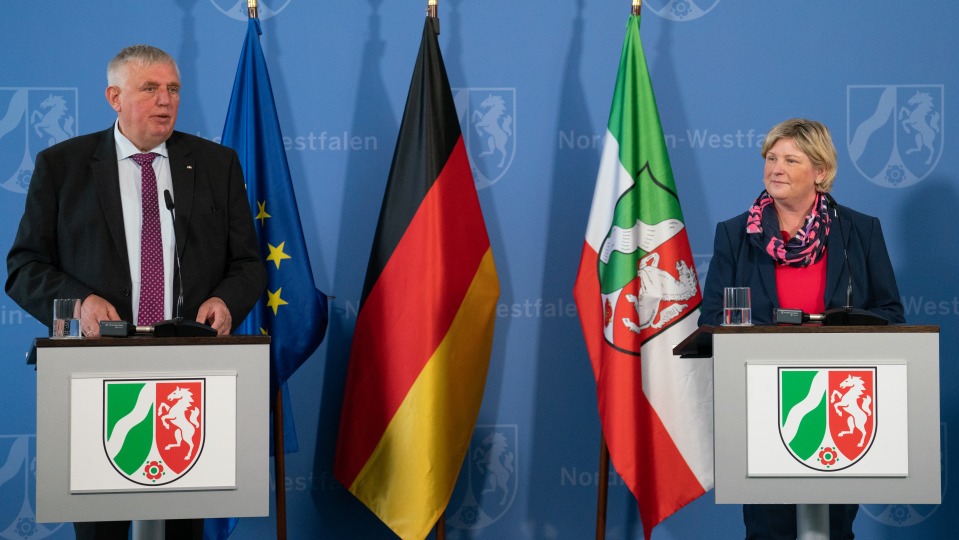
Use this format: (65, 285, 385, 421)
(158, 190, 216, 337)
(164, 190, 184, 321)
(812, 194, 886, 325)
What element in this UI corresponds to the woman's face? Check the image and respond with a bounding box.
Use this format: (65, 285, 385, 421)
(763, 137, 826, 211)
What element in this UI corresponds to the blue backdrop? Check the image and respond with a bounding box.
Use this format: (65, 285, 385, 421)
(1, 1, 955, 538)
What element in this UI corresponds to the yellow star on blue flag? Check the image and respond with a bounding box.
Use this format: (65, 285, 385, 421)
(266, 241, 292, 269)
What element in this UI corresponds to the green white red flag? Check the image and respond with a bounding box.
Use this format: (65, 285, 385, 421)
(334, 17, 499, 540)
(572, 14, 712, 539)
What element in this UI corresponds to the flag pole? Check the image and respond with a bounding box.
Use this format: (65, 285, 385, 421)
(426, 6, 444, 539)
(273, 388, 288, 540)
(594, 3, 634, 536)
(595, 10, 639, 540)
(596, 436, 610, 539)
(244, 2, 287, 537)
(427, 0, 440, 34)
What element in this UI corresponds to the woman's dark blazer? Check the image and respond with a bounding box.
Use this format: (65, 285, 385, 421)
(698, 203, 905, 326)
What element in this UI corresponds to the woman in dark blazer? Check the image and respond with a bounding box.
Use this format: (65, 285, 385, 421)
(698, 118, 905, 539)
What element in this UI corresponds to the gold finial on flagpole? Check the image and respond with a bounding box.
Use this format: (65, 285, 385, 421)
(248, 0, 258, 19)
(427, 0, 438, 19)
(632, 0, 642, 16)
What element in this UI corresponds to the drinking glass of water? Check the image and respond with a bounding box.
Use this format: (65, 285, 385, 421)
(52, 298, 81, 338)
(723, 287, 752, 326)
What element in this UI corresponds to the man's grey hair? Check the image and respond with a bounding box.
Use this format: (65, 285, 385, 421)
(107, 45, 179, 88)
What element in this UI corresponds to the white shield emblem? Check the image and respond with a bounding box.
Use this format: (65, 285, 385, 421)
(209, 0, 291, 20)
(446, 425, 518, 529)
(0, 88, 78, 193)
(645, 0, 722, 21)
(0, 435, 66, 538)
(847, 84, 944, 188)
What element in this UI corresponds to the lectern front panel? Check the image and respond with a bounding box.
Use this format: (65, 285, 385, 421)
(712, 329, 939, 505)
(35, 339, 269, 522)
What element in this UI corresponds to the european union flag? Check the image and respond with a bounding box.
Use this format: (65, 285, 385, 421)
(222, 17, 328, 386)
(204, 15, 328, 540)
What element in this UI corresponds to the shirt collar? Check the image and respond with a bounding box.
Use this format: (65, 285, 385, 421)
(114, 120, 169, 161)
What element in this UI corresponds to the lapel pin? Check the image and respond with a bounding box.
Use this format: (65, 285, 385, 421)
(186, 165, 193, 170)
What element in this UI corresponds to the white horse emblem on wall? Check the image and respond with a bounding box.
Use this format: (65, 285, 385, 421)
(899, 91, 940, 165)
(472, 94, 513, 168)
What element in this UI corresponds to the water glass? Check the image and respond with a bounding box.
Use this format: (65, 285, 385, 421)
(52, 298, 81, 338)
(723, 287, 752, 326)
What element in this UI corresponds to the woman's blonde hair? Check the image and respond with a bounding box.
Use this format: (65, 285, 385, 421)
(761, 118, 838, 192)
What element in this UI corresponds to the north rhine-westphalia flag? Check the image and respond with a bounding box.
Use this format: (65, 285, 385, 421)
(334, 18, 499, 540)
(572, 14, 712, 540)
(207, 16, 329, 540)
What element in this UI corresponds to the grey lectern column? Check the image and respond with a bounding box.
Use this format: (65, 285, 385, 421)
(132, 520, 163, 540)
(796, 504, 828, 540)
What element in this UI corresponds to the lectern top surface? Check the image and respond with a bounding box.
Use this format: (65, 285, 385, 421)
(34, 335, 271, 348)
(27, 335, 271, 365)
(673, 324, 939, 358)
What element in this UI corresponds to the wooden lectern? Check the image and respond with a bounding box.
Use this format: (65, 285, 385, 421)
(675, 325, 940, 538)
(32, 336, 270, 526)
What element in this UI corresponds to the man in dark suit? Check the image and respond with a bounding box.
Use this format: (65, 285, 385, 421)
(5, 45, 266, 539)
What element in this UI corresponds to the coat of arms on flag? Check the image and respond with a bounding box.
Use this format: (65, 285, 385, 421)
(104, 379, 205, 485)
(779, 368, 876, 471)
(598, 167, 698, 353)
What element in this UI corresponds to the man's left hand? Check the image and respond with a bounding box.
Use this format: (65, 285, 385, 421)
(196, 297, 232, 336)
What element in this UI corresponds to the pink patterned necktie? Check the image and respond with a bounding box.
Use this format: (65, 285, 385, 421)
(132, 152, 164, 325)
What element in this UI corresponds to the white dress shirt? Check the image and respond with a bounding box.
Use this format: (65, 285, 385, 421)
(113, 122, 176, 323)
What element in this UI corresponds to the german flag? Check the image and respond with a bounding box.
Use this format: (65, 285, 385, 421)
(334, 17, 500, 540)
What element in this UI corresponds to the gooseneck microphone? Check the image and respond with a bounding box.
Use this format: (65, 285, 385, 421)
(823, 193, 854, 308)
(164, 189, 184, 321)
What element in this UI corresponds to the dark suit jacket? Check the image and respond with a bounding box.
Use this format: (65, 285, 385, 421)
(699, 204, 905, 326)
(6, 127, 266, 331)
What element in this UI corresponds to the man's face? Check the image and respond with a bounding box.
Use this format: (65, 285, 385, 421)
(106, 61, 180, 151)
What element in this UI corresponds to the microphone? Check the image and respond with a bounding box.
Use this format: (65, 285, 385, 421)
(99, 320, 216, 337)
(774, 308, 821, 325)
(164, 190, 184, 320)
(774, 307, 886, 326)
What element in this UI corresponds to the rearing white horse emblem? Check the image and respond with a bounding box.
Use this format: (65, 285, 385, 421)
(474, 432, 515, 506)
(830, 375, 873, 448)
(157, 386, 201, 460)
(472, 94, 513, 168)
(899, 91, 940, 165)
